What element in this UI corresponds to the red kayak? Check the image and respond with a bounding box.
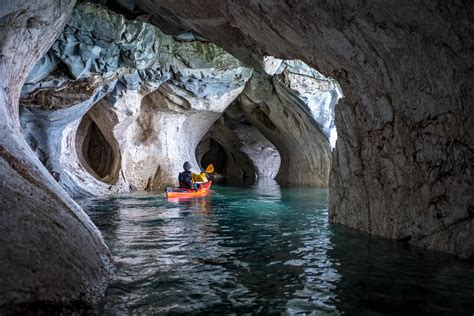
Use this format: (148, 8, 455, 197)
(166, 181, 212, 199)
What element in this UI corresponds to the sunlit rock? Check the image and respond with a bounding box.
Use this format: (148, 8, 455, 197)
(273, 60, 342, 149)
(240, 60, 341, 186)
(20, 2, 252, 194)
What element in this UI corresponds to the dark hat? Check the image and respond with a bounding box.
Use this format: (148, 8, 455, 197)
(183, 161, 192, 171)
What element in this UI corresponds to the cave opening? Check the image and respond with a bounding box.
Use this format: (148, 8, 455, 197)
(84, 120, 113, 178)
(76, 112, 121, 184)
(201, 139, 227, 176)
(197, 137, 258, 185)
(3, 0, 473, 313)
(195, 100, 283, 186)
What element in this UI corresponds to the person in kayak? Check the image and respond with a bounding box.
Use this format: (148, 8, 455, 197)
(178, 161, 208, 190)
(178, 161, 194, 190)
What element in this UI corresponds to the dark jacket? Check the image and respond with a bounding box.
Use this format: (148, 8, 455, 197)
(178, 170, 193, 189)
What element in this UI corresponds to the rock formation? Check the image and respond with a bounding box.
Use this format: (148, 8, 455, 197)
(20, 3, 253, 195)
(197, 102, 281, 184)
(240, 59, 341, 186)
(198, 57, 342, 187)
(19, 2, 338, 193)
(1, 0, 473, 310)
(123, 0, 473, 258)
(0, 0, 112, 310)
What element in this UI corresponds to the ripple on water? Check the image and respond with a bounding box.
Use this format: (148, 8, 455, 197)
(79, 183, 474, 314)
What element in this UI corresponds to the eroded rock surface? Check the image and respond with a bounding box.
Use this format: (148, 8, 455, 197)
(20, 3, 252, 195)
(21, 3, 337, 193)
(4, 0, 472, 312)
(198, 102, 280, 184)
(104, 0, 474, 257)
(0, 0, 112, 310)
(240, 60, 341, 186)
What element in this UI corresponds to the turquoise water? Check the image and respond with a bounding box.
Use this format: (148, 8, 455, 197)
(79, 181, 474, 314)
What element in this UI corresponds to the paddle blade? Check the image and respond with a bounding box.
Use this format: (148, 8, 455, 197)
(205, 164, 215, 173)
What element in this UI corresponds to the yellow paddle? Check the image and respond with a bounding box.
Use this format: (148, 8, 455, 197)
(205, 164, 215, 174)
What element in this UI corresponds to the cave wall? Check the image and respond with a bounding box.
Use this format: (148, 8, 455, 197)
(197, 101, 281, 184)
(200, 130, 258, 185)
(76, 109, 122, 184)
(0, 0, 471, 310)
(20, 77, 129, 197)
(19, 2, 157, 196)
(110, 0, 473, 257)
(199, 58, 340, 187)
(20, 3, 337, 193)
(1, 6, 471, 312)
(240, 60, 341, 186)
(20, 2, 253, 194)
(133, 76, 250, 191)
(0, 0, 112, 309)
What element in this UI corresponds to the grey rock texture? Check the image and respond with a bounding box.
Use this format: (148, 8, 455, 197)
(20, 74, 130, 197)
(20, 3, 252, 195)
(19, 2, 166, 196)
(223, 103, 281, 180)
(128, 74, 251, 191)
(0, 0, 112, 310)
(21, 3, 334, 194)
(198, 102, 280, 184)
(240, 60, 341, 186)
(108, 0, 474, 257)
(5, 0, 471, 310)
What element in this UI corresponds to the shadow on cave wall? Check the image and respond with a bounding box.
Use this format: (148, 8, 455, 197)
(199, 138, 257, 186)
(195, 101, 283, 186)
(76, 112, 121, 184)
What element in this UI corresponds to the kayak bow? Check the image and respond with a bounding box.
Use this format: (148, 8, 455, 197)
(166, 181, 212, 199)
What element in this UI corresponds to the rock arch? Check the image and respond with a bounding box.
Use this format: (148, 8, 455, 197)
(139, 0, 474, 258)
(239, 60, 341, 186)
(0, 0, 473, 311)
(196, 101, 281, 185)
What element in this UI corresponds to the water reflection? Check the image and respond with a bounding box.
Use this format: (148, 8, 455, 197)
(328, 225, 474, 314)
(252, 178, 282, 199)
(168, 195, 213, 215)
(79, 185, 474, 314)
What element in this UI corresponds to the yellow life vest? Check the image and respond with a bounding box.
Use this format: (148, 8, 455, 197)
(192, 172, 207, 183)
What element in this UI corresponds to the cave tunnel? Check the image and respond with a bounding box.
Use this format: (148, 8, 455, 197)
(198, 137, 258, 186)
(195, 101, 284, 186)
(1, 0, 473, 314)
(200, 139, 227, 180)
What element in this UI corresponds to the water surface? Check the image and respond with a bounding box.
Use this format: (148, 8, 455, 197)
(79, 181, 474, 314)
